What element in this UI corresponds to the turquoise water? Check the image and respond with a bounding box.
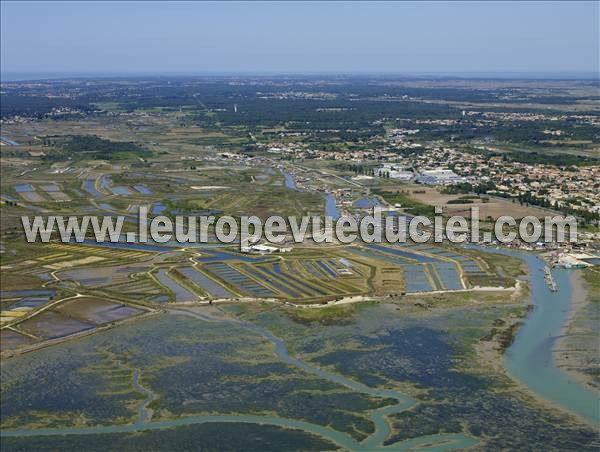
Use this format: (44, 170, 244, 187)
(493, 248, 599, 424)
(0, 414, 475, 451)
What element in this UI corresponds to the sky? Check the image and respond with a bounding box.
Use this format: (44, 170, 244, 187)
(1, 1, 598, 77)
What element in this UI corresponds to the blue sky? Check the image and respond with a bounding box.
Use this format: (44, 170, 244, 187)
(1, 1, 598, 76)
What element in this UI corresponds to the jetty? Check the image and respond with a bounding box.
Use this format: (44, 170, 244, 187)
(543, 266, 558, 292)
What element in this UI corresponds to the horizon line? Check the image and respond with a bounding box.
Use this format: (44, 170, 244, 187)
(2, 70, 599, 82)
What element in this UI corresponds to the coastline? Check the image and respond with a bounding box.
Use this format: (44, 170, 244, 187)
(553, 270, 599, 392)
(471, 247, 599, 428)
(475, 306, 597, 429)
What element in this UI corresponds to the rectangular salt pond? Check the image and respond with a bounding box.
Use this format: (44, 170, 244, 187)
(87, 306, 144, 323)
(272, 263, 328, 296)
(348, 247, 407, 266)
(300, 261, 328, 279)
(258, 265, 324, 297)
(402, 264, 428, 273)
(325, 194, 340, 220)
(154, 269, 197, 301)
(448, 255, 483, 271)
(19, 191, 45, 202)
(436, 270, 464, 290)
(408, 244, 431, 250)
(39, 184, 61, 192)
(14, 184, 35, 193)
(204, 263, 275, 297)
(54, 297, 144, 324)
(196, 249, 268, 263)
(462, 264, 485, 274)
(177, 267, 233, 298)
(353, 197, 382, 209)
(0, 289, 56, 299)
(339, 258, 353, 268)
(242, 266, 303, 298)
(77, 239, 168, 253)
(58, 264, 131, 287)
(18, 310, 95, 340)
(0, 330, 37, 352)
(1, 194, 17, 202)
(317, 261, 338, 278)
(47, 191, 71, 201)
(11, 297, 50, 308)
(402, 273, 431, 282)
(427, 271, 443, 290)
(282, 171, 297, 190)
(405, 280, 435, 293)
(111, 186, 134, 196)
(133, 184, 152, 194)
(370, 244, 440, 263)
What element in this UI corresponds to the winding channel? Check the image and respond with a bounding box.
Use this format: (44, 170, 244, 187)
(2, 248, 597, 448)
(1, 307, 477, 450)
(131, 369, 155, 424)
(485, 247, 600, 425)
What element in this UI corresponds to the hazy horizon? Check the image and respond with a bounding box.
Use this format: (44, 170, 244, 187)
(2, 1, 598, 77)
(2, 70, 599, 83)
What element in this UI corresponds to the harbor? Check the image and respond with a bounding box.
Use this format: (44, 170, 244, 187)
(543, 266, 558, 292)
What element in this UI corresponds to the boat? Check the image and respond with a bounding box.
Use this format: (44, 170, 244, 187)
(543, 266, 558, 292)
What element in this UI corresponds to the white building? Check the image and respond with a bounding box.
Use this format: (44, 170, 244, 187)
(240, 244, 292, 254)
(377, 164, 414, 181)
(416, 169, 465, 185)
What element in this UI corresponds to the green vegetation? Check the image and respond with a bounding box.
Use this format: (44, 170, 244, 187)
(501, 150, 600, 166)
(372, 189, 436, 217)
(240, 304, 598, 450)
(408, 119, 600, 155)
(583, 268, 600, 298)
(42, 135, 151, 161)
(1, 423, 336, 452)
(283, 302, 374, 325)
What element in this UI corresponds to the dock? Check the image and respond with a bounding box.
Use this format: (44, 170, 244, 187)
(543, 266, 558, 292)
